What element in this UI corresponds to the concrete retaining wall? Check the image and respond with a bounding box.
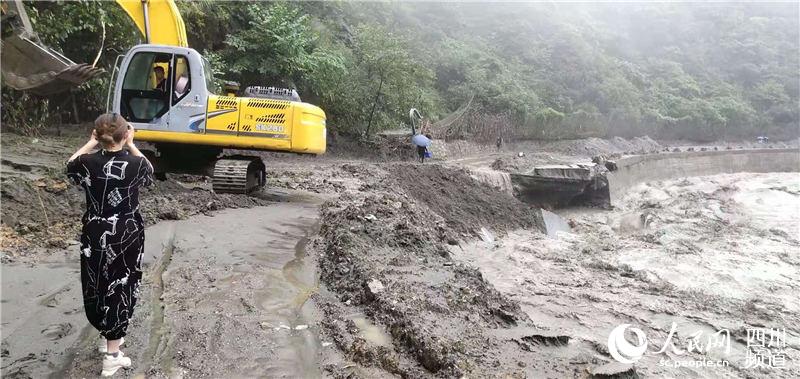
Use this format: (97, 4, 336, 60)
(607, 148, 800, 206)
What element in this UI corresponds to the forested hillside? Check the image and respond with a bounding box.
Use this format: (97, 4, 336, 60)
(3, 1, 797, 141)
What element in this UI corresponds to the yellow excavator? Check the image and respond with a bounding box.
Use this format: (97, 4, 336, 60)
(1, 0, 326, 193)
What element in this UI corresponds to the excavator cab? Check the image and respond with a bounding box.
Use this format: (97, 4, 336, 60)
(119, 52, 172, 123)
(114, 45, 208, 132)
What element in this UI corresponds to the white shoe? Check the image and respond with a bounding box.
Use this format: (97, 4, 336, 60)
(101, 350, 132, 377)
(97, 337, 124, 354)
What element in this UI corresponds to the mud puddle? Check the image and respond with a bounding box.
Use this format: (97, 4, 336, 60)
(344, 312, 393, 348)
(2, 200, 337, 378)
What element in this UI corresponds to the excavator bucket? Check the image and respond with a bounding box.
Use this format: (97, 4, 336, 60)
(1, 0, 104, 96)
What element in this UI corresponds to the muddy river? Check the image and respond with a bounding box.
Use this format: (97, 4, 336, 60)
(2, 201, 337, 378)
(452, 172, 800, 377)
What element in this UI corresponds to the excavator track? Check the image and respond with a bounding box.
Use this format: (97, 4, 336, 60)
(212, 157, 265, 194)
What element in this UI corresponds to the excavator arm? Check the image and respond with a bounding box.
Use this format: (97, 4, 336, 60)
(0, 0, 186, 96)
(1, 0, 103, 95)
(115, 0, 187, 47)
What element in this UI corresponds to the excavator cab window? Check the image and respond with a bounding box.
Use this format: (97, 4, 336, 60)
(172, 55, 191, 105)
(120, 52, 172, 123)
(201, 56, 218, 95)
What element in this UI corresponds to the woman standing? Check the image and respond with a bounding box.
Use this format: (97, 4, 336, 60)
(66, 113, 153, 376)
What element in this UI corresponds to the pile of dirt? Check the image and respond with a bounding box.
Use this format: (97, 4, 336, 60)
(388, 164, 542, 236)
(266, 163, 367, 194)
(326, 133, 418, 161)
(490, 156, 521, 172)
(312, 163, 555, 377)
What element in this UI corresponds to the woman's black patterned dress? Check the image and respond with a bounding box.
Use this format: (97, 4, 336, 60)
(66, 149, 153, 340)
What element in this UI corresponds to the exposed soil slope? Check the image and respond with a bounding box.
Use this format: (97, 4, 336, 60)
(311, 164, 595, 378)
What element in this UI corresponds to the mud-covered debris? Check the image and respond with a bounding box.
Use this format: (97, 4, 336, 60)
(259, 322, 273, 330)
(364, 214, 377, 222)
(365, 278, 385, 300)
(588, 361, 638, 378)
(490, 157, 520, 172)
(46, 237, 68, 249)
(520, 332, 570, 347)
(478, 227, 495, 244)
(493, 308, 519, 324)
(158, 207, 185, 220)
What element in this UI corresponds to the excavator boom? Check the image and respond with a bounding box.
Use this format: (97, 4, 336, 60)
(115, 0, 187, 47)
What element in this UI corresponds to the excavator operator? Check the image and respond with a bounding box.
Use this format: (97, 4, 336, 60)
(153, 66, 167, 91)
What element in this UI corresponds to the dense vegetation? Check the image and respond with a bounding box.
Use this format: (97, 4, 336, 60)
(3, 1, 798, 142)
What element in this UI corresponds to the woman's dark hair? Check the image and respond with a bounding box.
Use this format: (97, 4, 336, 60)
(94, 113, 128, 147)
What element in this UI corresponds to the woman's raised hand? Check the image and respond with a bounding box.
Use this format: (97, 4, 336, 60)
(68, 129, 100, 162)
(125, 125, 135, 146)
(88, 130, 99, 145)
(124, 125, 147, 158)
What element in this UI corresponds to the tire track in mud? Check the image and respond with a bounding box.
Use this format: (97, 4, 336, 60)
(282, 221, 322, 309)
(138, 203, 335, 377)
(141, 229, 176, 376)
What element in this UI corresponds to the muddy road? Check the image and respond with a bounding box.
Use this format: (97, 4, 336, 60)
(1, 200, 347, 378)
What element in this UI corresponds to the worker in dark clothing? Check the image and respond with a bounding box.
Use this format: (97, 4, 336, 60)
(412, 133, 432, 163)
